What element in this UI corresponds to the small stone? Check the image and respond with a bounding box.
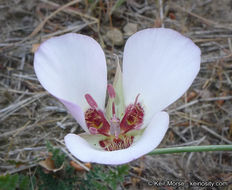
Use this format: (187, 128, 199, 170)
(106, 28, 124, 46)
(123, 23, 138, 36)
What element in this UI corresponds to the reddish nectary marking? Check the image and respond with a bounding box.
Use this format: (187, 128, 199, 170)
(99, 135, 134, 151)
(112, 102, 116, 115)
(120, 103, 144, 133)
(85, 108, 110, 136)
(107, 84, 116, 98)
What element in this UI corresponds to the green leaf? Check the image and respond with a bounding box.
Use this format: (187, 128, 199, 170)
(18, 175, 30, 190)
(0, 174, 18, 190)
(46, 141, 65, 167)
(79, 165, 129, 190)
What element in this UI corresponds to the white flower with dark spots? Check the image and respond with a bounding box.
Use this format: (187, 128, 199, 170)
(34, 28, 201, 165)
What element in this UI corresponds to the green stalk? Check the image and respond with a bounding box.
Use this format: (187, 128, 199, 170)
(149, 145, 232, 155)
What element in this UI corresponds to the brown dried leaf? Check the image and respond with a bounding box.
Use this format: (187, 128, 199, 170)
(70, 160, 91, 171)
(168, 12, 176, 20)
(176, 121, 190, 127)
(216, 91, 227, 106)
(187, 90, 198, 102)
(131, 177, 140, 186)
(31, 43, 40, 53)
(39, 156, 64, 172)
(131, 166, 142, 175)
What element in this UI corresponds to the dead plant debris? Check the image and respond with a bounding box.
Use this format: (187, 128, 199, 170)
(0, 0, 232, 189)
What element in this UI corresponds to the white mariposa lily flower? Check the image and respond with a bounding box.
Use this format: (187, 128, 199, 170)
(34, 28, 201, 165)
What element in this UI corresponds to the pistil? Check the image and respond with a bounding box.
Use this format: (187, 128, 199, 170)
(107, 84, 121, 138)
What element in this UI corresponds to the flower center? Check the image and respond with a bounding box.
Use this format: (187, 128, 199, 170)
(84, 85, 144, 151)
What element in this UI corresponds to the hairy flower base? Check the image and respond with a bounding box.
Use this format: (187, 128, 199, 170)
(99, 135, 134, 151)
(84, 88, 144, 151)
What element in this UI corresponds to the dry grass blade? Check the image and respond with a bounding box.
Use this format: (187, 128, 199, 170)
(29, 0, 82, 38)
(0, 93, 46, 122)
(0, 0, 231, 188)
(172, 3, 232, 30)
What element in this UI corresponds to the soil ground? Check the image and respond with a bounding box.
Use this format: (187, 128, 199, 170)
(0, 0, 232, 189)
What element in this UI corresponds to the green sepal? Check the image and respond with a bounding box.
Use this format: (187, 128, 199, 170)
(126, 128, 146, 143)
(79, 133, 107, 150)
(106, 58, 125, 120)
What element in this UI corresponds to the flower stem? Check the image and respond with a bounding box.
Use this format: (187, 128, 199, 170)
(149, 145, 232, 155)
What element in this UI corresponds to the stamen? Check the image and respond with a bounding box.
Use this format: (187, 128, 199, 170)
(85, 94, 98, 109)
(134, 94, 140, 105)
(107, 84, 116, 98)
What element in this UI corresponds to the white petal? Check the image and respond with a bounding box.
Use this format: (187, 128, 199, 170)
(34, 33, 107, 131)
(64, 111, 169, 165)
(123, 28, 201, 125)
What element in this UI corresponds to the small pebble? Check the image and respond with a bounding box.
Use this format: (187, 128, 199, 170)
(123, 23, 138, 36)
(106, 28, 124, 46)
